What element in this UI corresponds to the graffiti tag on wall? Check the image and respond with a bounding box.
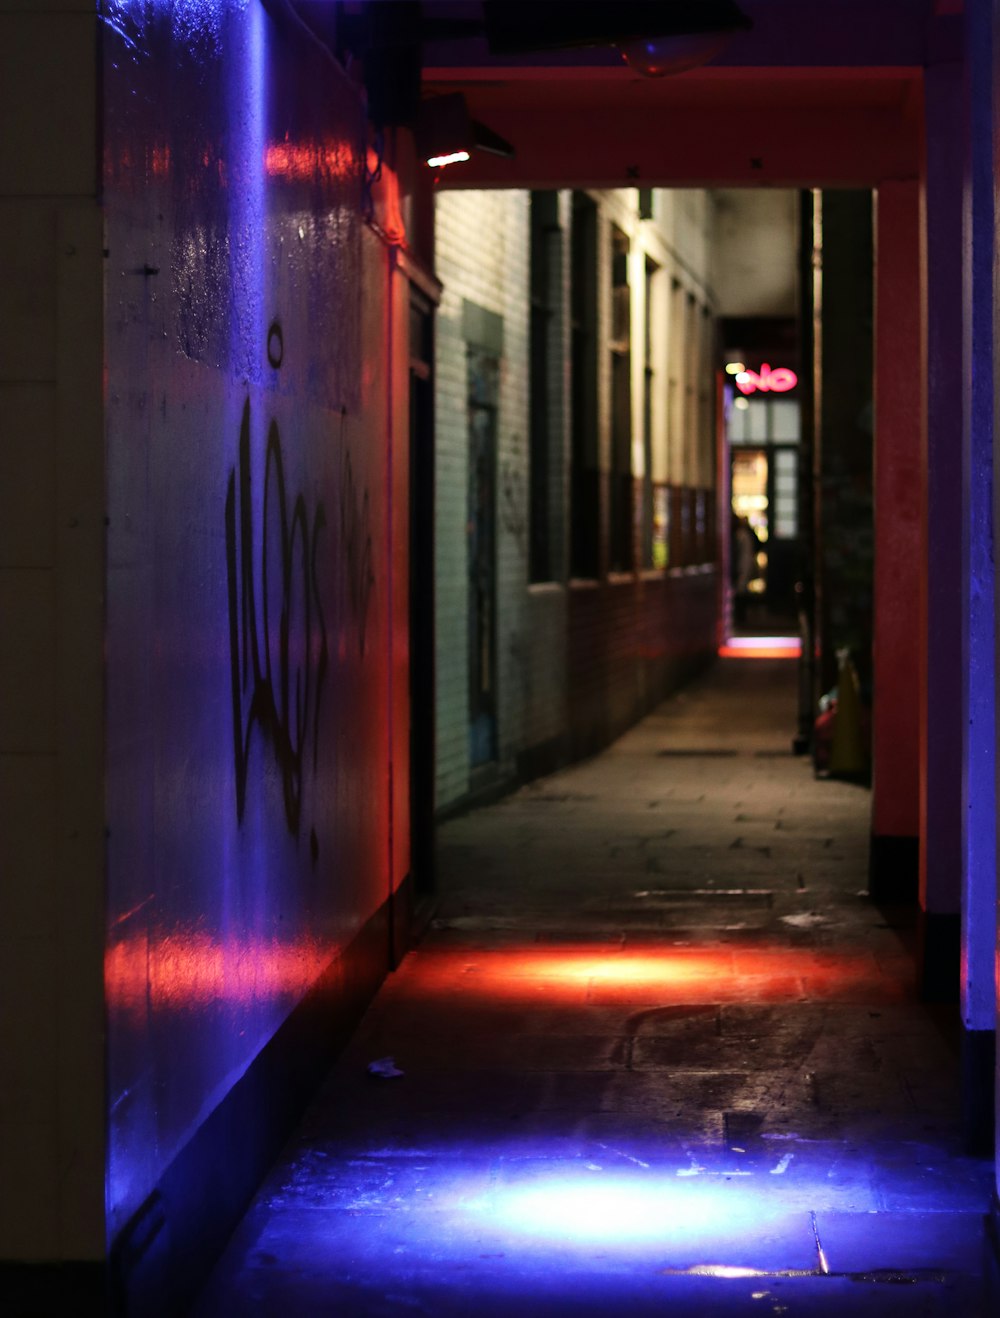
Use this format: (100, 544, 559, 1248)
(225, 392, 329, 845)
(224, 327, 380, 854)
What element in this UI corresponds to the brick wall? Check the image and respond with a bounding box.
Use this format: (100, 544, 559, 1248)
(433, 187, 719, 812)
(434, 190, 531, 806)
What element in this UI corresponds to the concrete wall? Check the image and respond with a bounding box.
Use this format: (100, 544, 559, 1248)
(99, 3, 409, 1287)
(0, 1, 105, 1264)
(711, 189, 800, 318)
(433, 187, 718, 811)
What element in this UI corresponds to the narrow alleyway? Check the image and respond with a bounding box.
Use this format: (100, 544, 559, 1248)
(194, 659, 992, 1316)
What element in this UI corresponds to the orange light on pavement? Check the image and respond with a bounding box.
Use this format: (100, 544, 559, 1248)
(720, 636, 801, 659)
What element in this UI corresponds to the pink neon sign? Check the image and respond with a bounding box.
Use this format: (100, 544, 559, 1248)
(735, 363, 798, 395)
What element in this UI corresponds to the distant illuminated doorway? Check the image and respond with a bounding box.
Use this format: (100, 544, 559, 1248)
(730, 446, 768, 604)
(725, 373, 802, 639)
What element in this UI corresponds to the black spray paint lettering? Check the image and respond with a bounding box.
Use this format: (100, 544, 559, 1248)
(225, 398, 329, 841)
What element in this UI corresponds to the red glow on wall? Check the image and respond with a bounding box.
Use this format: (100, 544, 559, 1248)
(735, 363, 798, 395)
(151, 145, 172, 177)
(265, 138, 355, 181)
(107, 934, 909, 1020)
(105, 933, 331, 1018)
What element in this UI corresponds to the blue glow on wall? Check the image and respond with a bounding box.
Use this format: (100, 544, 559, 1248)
(102, 0, 381, 1248)
(102, 0, 237, 41)
(227, 0, 268, 384)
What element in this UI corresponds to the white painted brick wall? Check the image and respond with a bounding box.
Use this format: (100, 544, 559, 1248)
(434, 190, 531, 807)
(433, 187, 718, 810)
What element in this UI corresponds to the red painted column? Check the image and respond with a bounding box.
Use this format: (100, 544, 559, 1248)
(920, 58, 965, 1000)
(871, 181, 922, 897)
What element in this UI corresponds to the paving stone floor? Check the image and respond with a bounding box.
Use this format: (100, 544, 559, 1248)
(194, 657, 996, 1316)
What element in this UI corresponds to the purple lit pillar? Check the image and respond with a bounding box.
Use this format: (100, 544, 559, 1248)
(920, 58, 964, 1001)
(961, 0, 997, 1155)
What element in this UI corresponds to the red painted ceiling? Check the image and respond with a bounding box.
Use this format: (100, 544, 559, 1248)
(418, 1, 953, 188)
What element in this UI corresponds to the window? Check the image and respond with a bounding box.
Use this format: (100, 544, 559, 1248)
(668, 278, 686, 483)
(729, 396, 801, 446)
(728, 391, 801, 544)
(772, 448, 799, 539)
(684, 292, 698, 486)
(609, 224, 632, 572)
(570, 193, 599, 578)
(529, 192, 559, 583)
(698, 306, 714, 491)
(467, 347, 499, 766)
(641, 257, 659, 567)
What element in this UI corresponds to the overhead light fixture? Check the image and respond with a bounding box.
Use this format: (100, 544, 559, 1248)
(426, 150, 471, 170)
(417, 93, 514, 170)
(616, 28, 739, 77)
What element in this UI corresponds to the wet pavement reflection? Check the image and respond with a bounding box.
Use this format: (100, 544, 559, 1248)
(194, 658, 993, 1316)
